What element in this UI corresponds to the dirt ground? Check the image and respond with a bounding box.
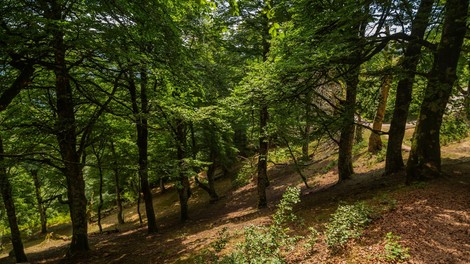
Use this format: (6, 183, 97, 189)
(1, 137, 469, 264)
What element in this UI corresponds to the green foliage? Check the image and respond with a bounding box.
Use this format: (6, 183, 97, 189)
(324, 202, 372, 251)
(322, 160, 337, 173)
(352, 140, 367, 155)
(440, 114, 469, 145)
(302, 227, 320, 252)
(233, 159, 256, 188)
(382, 232, 410, 263)
(197, 187, 302, 264)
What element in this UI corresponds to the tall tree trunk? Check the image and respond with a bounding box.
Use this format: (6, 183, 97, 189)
(257, 2, 272, 209)
(407, 0, 468, 181)
(129, 70, 158, 233)
(176, 119, 191, 222)
(257, 105, 269, 208)
(110, 141, 124, 224)
(0, 137, 28, 263)
(50, 5, 89, 252)
(385, 0, 434, 175)
(338, 70, 359, 181)
(369, 66, 392, 153)
(31, 169, 47, 234)
(337, 0, 371, 182)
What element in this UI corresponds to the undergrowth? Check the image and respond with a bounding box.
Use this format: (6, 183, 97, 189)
(324, 202, 372, 252)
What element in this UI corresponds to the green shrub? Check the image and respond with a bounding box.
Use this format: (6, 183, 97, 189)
(303, 227, 320, 252)
(440, 115, 469, 145)
(324, 202, 372, 251)
(233, 161, 256, 188)
(382, 232, 410, 262)
(199, 187, 302, 264)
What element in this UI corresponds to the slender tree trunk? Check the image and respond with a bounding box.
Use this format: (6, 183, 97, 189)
(338, 70, 359, 181)
(176, 119, 191, 222)
(110, 141, 124, 224)
(0, 137, 28, 263)
(369, 70, 392, 153)
(407, 0, 468, 181)
(302, 92, 312, 161)
(136, 184, 143, 226)
(257, 105, 269, 208)
(465, 68, 470, 121)
(94, 149, 104, 233)
(31, 169, 47, 234)
(159, 178, 166, 193)
(337, 0, 371, 182)
(385, 0, 434, 175)
(50, 6, 89, 252)
(129, 70, 158, 233)
(355, 115, 364, 144)
(206, 149, 219, 203)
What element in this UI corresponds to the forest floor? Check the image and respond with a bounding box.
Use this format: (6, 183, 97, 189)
(1, 133, 469, 264)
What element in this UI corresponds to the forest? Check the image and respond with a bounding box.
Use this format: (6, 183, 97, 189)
(0, 0, 469, 263)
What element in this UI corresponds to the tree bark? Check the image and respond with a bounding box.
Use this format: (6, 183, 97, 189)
(257, 105, 269, 208)
(369, 69, 392, 153)
(31, 169, 47, 234)
(385, 0, 434, 175)
(0, 137, 28, 263)
(407, 0, 468, 181)
(110, 141, 124, 224)
(129, 70, 158, 233)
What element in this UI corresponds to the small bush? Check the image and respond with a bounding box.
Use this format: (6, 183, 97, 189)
(440, 115, 469, 145)
(200, 187, 302, 263)
(382, 232, 410, 263)
(233, 161, 256, 188)
(324, 202, 372, 251)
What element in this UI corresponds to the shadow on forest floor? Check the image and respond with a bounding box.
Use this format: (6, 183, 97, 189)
(1, 138, 470, 263)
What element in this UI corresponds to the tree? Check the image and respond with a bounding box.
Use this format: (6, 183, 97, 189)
(0, 136, 28, 263)
(368, 40, 393, 154)
(385, 0, 435, 175)
(406, 0, 468, 180)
